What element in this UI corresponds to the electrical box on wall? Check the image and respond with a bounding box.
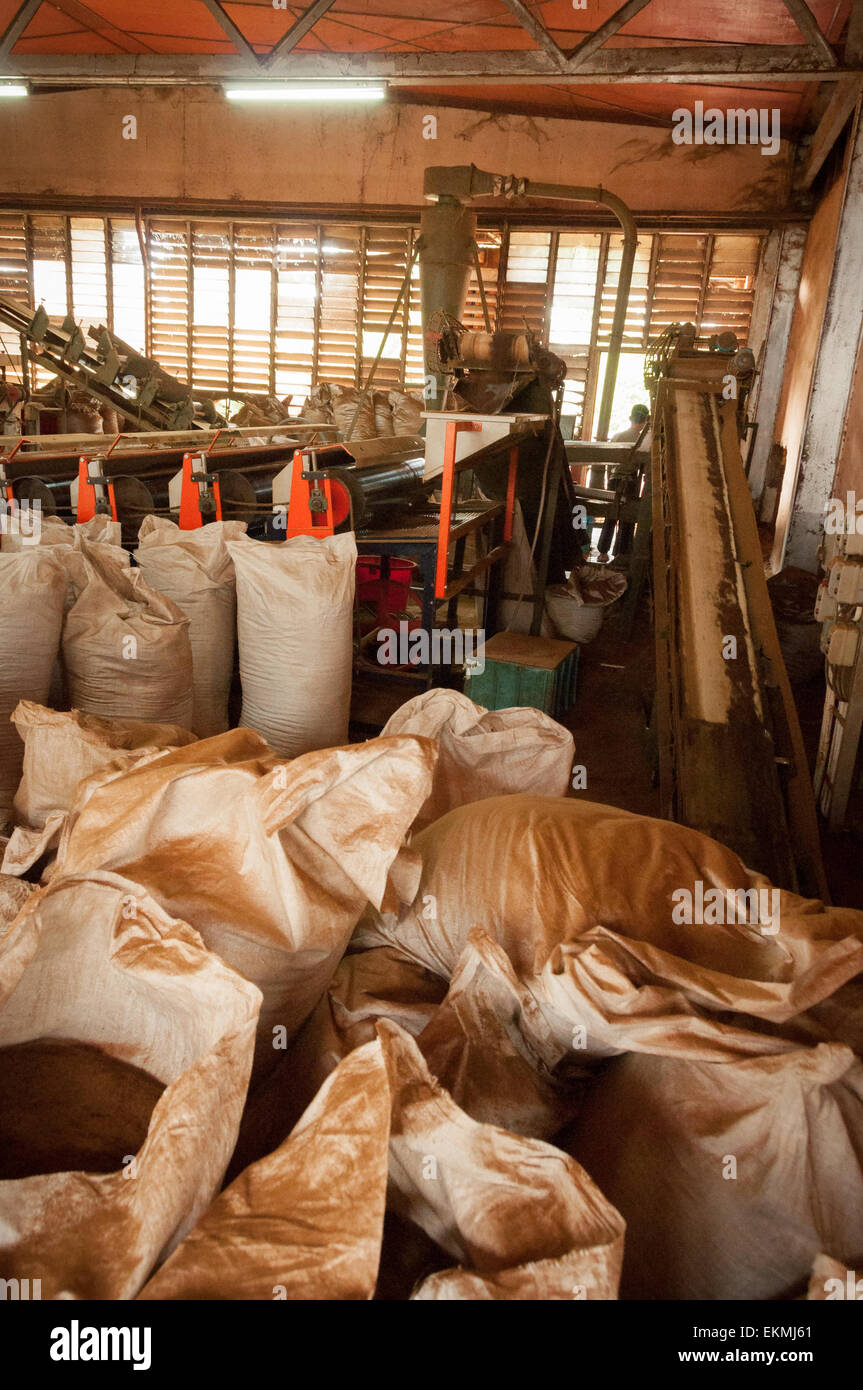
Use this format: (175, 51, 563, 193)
(827, 556, 863, 605)
(827, 621, 860, 668)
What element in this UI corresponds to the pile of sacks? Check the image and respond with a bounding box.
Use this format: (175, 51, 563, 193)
(0, 524, 359, 833)
(0, 681, 862, 1301)
(294, 383, 424, 441)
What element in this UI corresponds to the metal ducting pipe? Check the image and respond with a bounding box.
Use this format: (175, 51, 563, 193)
(419, 195, 477, 410)
(422, 165, 638, 439)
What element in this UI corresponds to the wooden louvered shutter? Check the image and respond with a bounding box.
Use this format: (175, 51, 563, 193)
(359, 225, 412, 391)
(232, 222, 274, 395)
(701, 235, 760, 341)
(0, 214, 29, 304)
(598, 232, 651, 350)
(275, 224, 317, 403)
(462, 233, 500, 332)
(0, 214, 29, 385)
(648, 234, 711, 339)
(109, 219, 145, 351)
(190, 222, 230, 394)
(29, 217, 68, 385)
(149, 220, 190, 382)
(499, 230, 551, 335)
(404, 249, 425, 390)
(318, 225, 362, 389)
(69, 217, 108, 333)
(550, 232, 603, 429)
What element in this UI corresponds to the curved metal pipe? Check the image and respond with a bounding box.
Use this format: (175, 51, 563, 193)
(423, 166, 638, 440)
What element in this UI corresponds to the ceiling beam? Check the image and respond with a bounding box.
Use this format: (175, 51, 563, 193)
(0, 48, 855, 85)
(567, 0, 655, 70)
(779, 0, 837, 67)
(263, 0, 338, 70)
(846, 0, 863, 64)
(0, 0, 41, 60)
(801, 74, 863, 185)
(199, 0, 260, 64)
(499, 0, 568, 70)
(50, 0, 154, 54)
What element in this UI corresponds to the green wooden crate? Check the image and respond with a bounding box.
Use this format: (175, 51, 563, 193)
(466, 632, 579, 718)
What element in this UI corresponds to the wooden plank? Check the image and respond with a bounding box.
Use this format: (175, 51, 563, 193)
(0, 0, 41, 59)
(567, 0, 655, 70)
(199, 0, 260, 64)
(499, 0, 568, 69)
(801, 74, 863, 187)
(1, 48, 854, 85)
(780, 0, 838, 67)
(263, 0, 338, 70)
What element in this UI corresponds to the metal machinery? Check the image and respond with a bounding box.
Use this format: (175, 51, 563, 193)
(649, 324, 826, 898)
(417, 164, 638, 636)
(0, 164, 638, 669)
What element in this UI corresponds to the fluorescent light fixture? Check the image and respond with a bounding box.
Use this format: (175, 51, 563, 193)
(224, 83, 386, 103)
(0, 83, 28, 98)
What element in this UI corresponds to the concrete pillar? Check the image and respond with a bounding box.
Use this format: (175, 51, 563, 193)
(782, 109, 863, 572)
(747, 224, 807, 505)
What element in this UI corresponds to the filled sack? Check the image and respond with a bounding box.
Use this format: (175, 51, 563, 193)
(228, 533, 355, 758)
(136, 516, 247, 737)
(62, 541, 193, 728)
(355, 796, 863, 1029)
(229, 944, 447, 1177)
(560, 1042, 863, 1300)
(382, 688, 573, 829)
(140, 1021, 625, 1301)
(1, 701, 197, 876)
(55, 728, 436, 1072)
(389, 389, 424, 436)
(0, 550, 66, 827)
(0, 870, 260, 1300)
(331, 386, 376, 442)
(373, 390, 395, 437)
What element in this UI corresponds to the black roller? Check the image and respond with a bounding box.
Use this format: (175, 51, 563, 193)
(111, 476, 156, 546)
(320, 456, 430, 528)
(9, 476, 57, 515)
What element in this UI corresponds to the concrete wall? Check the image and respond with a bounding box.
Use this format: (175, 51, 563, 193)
(0, 88, 792, 216)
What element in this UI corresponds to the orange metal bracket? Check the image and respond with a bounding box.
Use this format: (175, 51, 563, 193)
(284, 446, 351, 538)
(434, 420, 482, 598)
(178, 452, 222, 530)
(504, 443, 519, 543)
(76, 455, 118, 524)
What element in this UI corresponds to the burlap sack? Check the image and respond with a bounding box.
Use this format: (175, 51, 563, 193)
(56, 728, 436, 1072)
(806, 1254, 863, 1300)
(0, 873, 33, 935)
(136, 516, 247, 737)
(0, 870, 261, 1300)
(229, 944, 447, 1177)
(355, 796, 863, 1027)
(1, 702, 197, 876)
(417, 929, 585, 1140)
(227, 533, 356, 759)
(497, 502, 554, 636)
(1, 514, 124, 555)
(389, 389, 424, 435)
(295, 383, 334, 426)
(140, 1021, 625, 1301)
(331, 386, 376, 442)
(382, 688, 573, 829)
(0, 550, 66, 828)
(373, 390, 395, 437)
(62, 541, 194, 729)
(560, 1042, 863, 1301)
